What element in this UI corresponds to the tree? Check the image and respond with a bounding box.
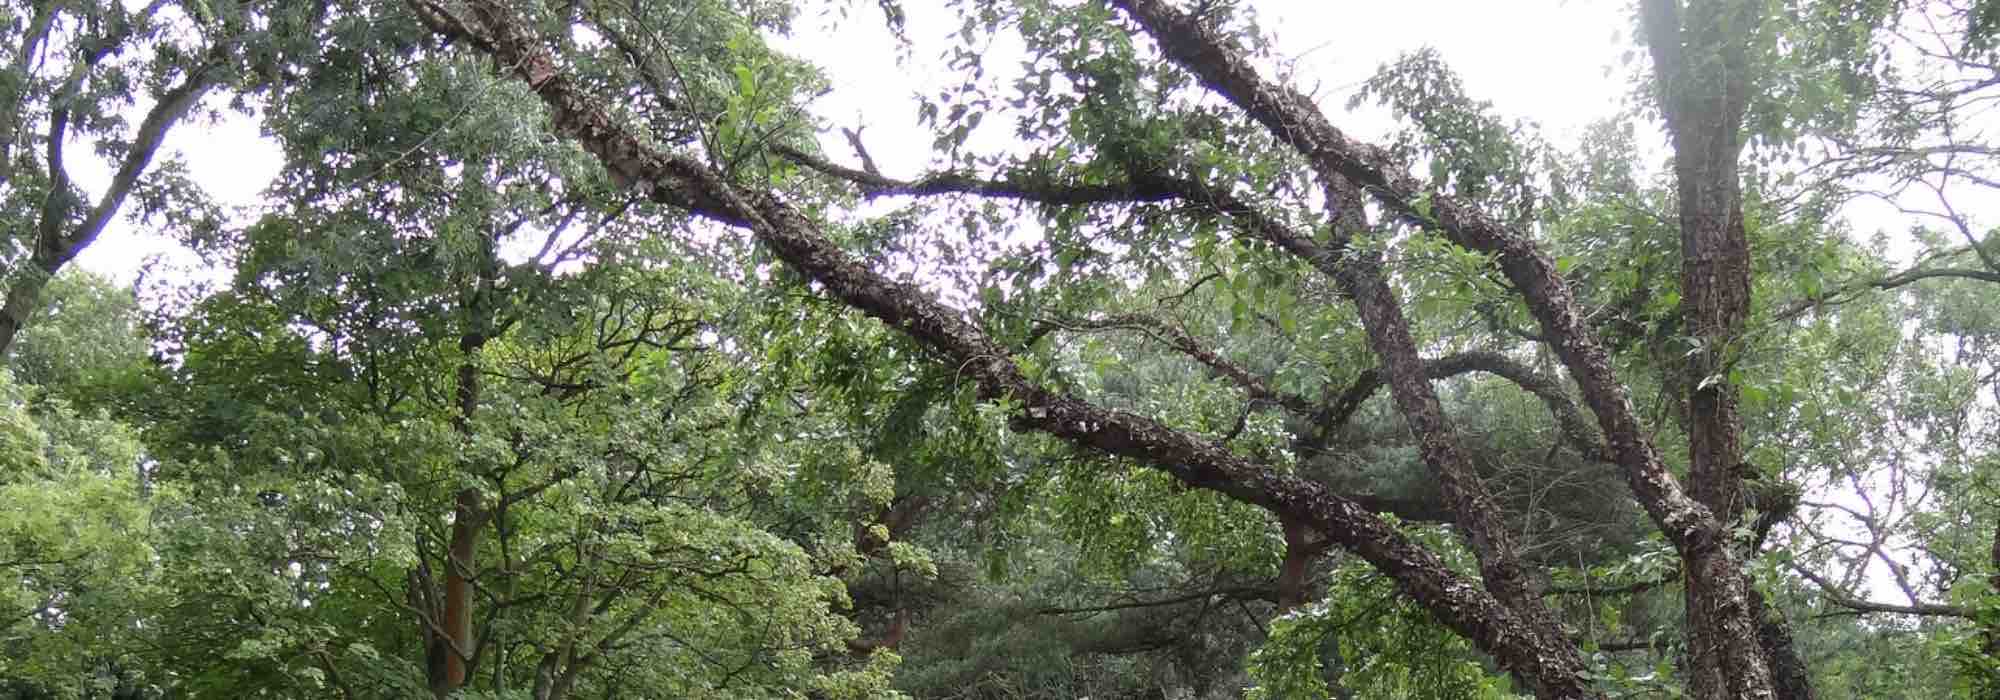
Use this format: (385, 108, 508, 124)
(6, 0, 1997, 698)
(1766, 1, 2000, 693)
(395, 0, 1883, 696)
(0, 371, 154, 697)
(0, 1, 252, 356)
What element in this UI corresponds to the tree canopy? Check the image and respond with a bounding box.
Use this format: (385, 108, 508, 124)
(3, 0, 2000, 698)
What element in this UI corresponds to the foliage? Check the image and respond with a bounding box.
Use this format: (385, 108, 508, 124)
(0, 371, 155, 697)
(0, 0, 1997, 698)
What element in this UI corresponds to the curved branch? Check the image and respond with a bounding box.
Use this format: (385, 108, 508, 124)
(411, 3, 1597, 696)
(1772, 245, 2000, 321)
(1785, 561, 1970, 618)
(1872, 266, 2000, 287)
(1036, 586, 1279, 616)
(1037, 313, 1320, 419)
(0, 37, 226, 356)
(1325, 350, 1609, 463)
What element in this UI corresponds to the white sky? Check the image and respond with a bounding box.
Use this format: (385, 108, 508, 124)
(772, 0, 1634, 176)
(74, 0, 1637, 281)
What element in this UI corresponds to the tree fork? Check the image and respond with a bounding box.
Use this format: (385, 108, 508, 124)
(1640, 1, 1802, 696)
(1109, 0, 1794, 696)
(408, 1, 1602, 695)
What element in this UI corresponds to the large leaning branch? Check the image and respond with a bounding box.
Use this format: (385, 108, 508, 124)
(408, 2, 1599, 696)
(779, 154, 1612, 466)
(1104, 4, 1806, 697)
(1105, 0, 1722, 554)
(1097, 14, 1793, 692)
(787, 134, 1588, 661)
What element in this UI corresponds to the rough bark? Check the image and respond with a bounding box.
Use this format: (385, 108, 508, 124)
(1750, 586, 1816, 700)
(407, 2, 1601, 696)
(1108, 1, 1805, 698)
(1318, 177, 1580, 663)
(1639, 1, 1784, 697)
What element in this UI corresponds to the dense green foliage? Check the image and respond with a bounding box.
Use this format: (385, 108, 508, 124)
(2, 0, 1998, 698)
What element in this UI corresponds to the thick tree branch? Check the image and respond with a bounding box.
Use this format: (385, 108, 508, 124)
(0, 42, 225, 356)
(1315, 178, 1581, 683)
(1106, 0, 1722, 563)
(410, 3, 1599, 696)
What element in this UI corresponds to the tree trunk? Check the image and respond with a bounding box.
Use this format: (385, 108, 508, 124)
(435, 488, 484, 696)
(1640, 2, 1794, 698)
(432, 227, 502, 697)
(1751, 586, 1816, 700)
(1277, 517, 1327, 612)
(0, 266, 54, 359)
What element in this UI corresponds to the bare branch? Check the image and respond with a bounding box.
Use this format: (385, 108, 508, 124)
(1785, 561, 1970, 618)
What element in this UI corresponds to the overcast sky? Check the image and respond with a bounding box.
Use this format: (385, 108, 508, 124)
(769, 0, 1635, 180)
(73, 0, 1636, 281)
